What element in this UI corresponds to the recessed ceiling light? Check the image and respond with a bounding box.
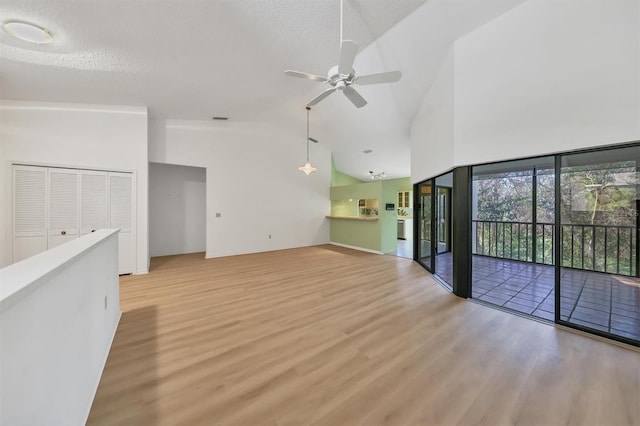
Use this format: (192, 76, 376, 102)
(3, 21, 53, 45)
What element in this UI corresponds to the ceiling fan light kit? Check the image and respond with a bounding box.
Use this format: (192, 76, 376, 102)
(284, 0, 401, 109)
(285, 39, 401, 109)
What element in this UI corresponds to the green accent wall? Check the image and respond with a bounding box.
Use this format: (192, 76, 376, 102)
(331, 158, 364, 187)
(330, 219, 382, 252)
(330, 181, 381, 200)
(380, 177, 412, 253)
(329, 178, 413, 254)
(330, 181, 382, 251)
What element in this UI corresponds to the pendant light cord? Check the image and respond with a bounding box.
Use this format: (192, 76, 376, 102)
(306, 106, 311, 161)
(340, 0, 343, 44)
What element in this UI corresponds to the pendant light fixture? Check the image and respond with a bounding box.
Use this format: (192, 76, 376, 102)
(298, 106, 318, 175)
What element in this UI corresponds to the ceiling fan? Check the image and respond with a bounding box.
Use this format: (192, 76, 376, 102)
(284, 0, 401, 108)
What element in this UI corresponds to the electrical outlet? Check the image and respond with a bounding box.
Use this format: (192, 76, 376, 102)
(104, 296, 108, 310)
(216, 212, 221, 218)
(268, 234, 272, 239)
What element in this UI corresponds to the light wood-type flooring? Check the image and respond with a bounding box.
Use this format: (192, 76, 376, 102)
(88, 245, 640, 425)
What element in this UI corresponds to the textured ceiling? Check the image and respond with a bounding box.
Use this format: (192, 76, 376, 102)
(0, 0, 525, 180)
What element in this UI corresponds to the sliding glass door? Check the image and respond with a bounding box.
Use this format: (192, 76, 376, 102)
(437, 187, 451, 253)
(416, 180, 434, 272)
(414, 144, 639, 346)
(558, 145, 640, 343)
(434, 172, 454, 286)
(470, 157, 555, 320)
(416, 174, 454, 286)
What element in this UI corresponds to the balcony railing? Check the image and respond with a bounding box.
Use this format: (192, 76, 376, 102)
(472, 220, 638, 276)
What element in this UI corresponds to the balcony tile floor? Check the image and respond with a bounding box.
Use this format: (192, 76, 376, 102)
(434, 252, 453, 286)
(463, 255, 640, 342)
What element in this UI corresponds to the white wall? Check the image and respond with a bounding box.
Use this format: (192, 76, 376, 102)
(0, 131, 5, 267)
(410, 49, 455, 183)
(0, 229, 121, 425)
(149, 162, 206, 257)
(0, 101, 149, 273)
(454, 0, 639, 166)
(149, 119, 331, 258)
(411, 0, 640, 181)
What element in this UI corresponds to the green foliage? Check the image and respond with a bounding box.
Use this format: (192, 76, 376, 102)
(473, 160, 638, 276)
(475, 172, 533, 222)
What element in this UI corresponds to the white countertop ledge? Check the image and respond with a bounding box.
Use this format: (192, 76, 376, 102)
(0, 228, 120, 312)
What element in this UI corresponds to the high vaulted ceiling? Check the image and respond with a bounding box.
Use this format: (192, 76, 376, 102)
(0, 0, 525, 181)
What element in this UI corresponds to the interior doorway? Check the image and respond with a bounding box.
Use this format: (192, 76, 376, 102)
(149, 163, 206, 260)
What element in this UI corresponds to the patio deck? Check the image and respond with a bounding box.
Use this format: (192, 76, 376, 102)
(434, 253, 640, 342)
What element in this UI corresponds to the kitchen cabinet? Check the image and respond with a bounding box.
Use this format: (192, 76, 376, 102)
(397, 191, 412, 208)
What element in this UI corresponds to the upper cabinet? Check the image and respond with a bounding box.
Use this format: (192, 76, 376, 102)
(397, 191, 412, 209)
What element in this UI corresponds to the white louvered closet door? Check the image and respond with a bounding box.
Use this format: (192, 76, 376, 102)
(80, 171, 108, 236)
(13, 165, 48, 262)
(109, 172, 134, 274)
(48, 169, 80, 249)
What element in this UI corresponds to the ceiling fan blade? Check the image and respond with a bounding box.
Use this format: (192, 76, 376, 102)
(343, 86, 367, 108)
(355, 70, 402, 86)
(307, 87, 337, 106)
(338, 40, 358, 75)
(284, 70, 329, 82)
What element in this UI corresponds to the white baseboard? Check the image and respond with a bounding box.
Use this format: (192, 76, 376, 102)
(329, 242, 384, 255)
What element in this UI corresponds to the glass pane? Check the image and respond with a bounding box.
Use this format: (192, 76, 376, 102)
(434, 172, 454, 286)
(471, 157, 555, 322)
(418, 181, 433, 271)
(559, 146, 640, 343)
(536, 167, 555, 265)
